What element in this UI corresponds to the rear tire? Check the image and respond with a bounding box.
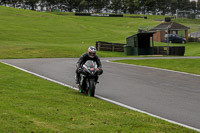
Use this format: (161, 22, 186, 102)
(88, 80, 95, 97)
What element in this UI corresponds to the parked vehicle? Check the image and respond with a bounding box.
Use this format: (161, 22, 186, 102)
(77, 60, 101, 97)
(165, 34, 186, 44)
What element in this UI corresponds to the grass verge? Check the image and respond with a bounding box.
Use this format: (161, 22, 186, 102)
(0, 62, 198, 132)
(0, 6, 159, 59)
(1, 6, 200, 59)
(113, 59, 200, 75)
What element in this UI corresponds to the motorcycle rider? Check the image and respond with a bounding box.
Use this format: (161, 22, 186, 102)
(75, 46, 103, 84)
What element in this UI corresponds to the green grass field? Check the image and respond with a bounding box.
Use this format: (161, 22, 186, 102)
(114, 59, 200, 75)
(0, 62, 198, 133)
(174, 18, 200, 33)
(1, 6, 200, 59)
(1, 6, 200, 132)
(0, 6, 159, 58)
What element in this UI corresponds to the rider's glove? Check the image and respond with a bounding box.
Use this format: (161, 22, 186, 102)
(97, 68, 103, 75)
(78, 67, 82, 73)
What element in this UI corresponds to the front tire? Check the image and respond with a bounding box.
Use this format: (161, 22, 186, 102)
(88, 80, 95, 97)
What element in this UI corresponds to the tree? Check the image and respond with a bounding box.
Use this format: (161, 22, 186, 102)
(175, 0, 190, 10)
(145, 0, 156, 14)
(73, 0, 83, 12)
(170, 0, 178, 15)
(25, 0, 39, 10)
(93, 0, 103, 13)
(85, 0, 93, 12)
(0, 0, 6, 6)
(137, 0, 143, 14)
(38, 0, 46, 11)
(121, 0, 128, 13)
(182, 0, 191, 10)
(191, 0, 197, 13)
(2, 0, 199, 15)
(10, 0, 19, 8)
(197, 0, 200, 13)
(110, 0, 122, 13)
(102, 0, 110, 12)
(156, 0, 171, 15)
(125, 0, 138, 14)
(61, 0, 76, 12)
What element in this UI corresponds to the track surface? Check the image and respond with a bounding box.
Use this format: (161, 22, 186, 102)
(1, 57, 200, 130)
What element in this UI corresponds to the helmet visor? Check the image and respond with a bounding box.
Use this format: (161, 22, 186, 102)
(89, 52, 95, 57)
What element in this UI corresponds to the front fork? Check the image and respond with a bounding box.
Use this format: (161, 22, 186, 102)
(80, 74, 85, 86)
(80, 75, 97, 86)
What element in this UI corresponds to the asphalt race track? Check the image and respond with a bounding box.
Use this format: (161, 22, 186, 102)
(1, 57, 200, 130)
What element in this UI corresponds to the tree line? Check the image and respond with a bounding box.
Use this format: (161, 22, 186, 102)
(1, 0, 200, 15)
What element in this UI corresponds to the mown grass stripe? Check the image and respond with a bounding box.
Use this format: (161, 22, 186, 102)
(0, 61, 78, 90)
(107, 60, 200, 77)
(1, 61, 200, 132)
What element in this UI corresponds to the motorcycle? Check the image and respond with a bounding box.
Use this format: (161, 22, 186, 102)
(77, 60, 102, 97)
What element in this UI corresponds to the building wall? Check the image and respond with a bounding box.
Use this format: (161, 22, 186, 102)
(185, 30, 189, 42)
(153, 30, 189, 42)
(153, 30, 166, 42)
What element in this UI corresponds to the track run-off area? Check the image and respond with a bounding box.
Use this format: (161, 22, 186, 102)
(1, 56, 200, 132)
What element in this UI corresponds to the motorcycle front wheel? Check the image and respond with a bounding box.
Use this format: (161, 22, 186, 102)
(88, 80, 95, 97)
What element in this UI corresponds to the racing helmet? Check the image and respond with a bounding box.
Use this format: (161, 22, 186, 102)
(88, 46, 96, 58)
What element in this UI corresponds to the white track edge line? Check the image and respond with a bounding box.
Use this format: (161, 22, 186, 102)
(106, 60, 200, 77)
(1, 61, 200, 132)
(1, 61, 78, 90)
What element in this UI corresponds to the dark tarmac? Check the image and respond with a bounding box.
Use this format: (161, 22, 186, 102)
(1, 57, 200, 130)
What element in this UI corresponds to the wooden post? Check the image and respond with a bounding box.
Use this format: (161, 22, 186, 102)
(98, 42, 101, 51)
(112, 44, 115, 52)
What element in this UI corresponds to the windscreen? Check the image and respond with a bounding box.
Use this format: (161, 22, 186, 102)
(84, 60, 96, 68)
